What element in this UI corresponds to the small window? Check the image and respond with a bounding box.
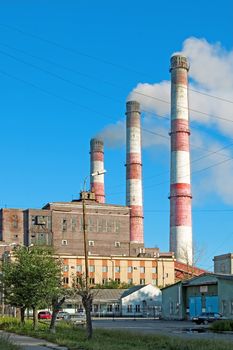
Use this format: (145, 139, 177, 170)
(152, 267, 157, 274)
(140, 267, 145, 274)
(89, 240, 94, 247)
(115, 266, 120, 273)
(115, 241, 120, 247)
(128, 266, 133, 273)
(89, 265, 95, 272)
(135, 305, 141, 313)
(62, 219, 67, 232)
(62, 240, 68, 245)
(89, 277, 95, 285)
(128, 278, 133, 284)
(62, 277, 69, 284)
(62, 265, 69, 272)
(76, 265, 82, 272)
(152, 279, 157, 285)
(140, 278, 145, 284)
(127, 305, 133, 313)
(107, 304, 113, 312)
(102, 278, 108, 285)
(71, 217, 77, 232)
(102, 266, 108, 273)
(115, 278, 120, 284)
(12, 215, 18, 229)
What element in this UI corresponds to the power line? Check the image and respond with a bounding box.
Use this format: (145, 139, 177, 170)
(1, 24, 233, 105)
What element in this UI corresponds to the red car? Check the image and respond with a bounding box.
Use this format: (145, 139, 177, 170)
(38, 311, 52, 320)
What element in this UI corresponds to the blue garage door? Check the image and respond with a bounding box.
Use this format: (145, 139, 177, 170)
(206, 296, 219, 313)
(189, 297, 202, 318)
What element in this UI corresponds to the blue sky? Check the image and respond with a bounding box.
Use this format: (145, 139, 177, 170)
(0, 1, 232, 270)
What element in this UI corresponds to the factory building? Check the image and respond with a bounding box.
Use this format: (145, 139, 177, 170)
(0, 54, 202, 287)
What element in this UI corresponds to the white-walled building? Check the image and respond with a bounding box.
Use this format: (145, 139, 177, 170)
(121, 284, 162, 317)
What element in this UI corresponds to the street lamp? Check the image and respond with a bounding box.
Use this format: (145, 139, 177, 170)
(82, 169, 106, 289)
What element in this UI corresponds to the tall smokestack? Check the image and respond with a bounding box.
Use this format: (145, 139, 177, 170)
(90, 138, 105, 203)
(169, 53, 193, 264)
(126, 101, 144, 244)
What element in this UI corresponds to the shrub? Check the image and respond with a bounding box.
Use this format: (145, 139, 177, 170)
(211, 320, 233, 332)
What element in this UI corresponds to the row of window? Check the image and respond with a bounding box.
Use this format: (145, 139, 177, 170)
(62, 277, 154, 286)
(62, 265, 158, 274)
(61, 239, 122, 248)
(61, 218, 121, 233)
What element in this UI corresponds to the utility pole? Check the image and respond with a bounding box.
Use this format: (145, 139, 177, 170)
(82, 191, 89, 290)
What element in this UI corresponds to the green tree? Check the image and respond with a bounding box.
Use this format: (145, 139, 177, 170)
(1, 246, 62, 330)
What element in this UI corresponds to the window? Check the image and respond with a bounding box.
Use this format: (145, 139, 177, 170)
(88, 240, 94, 247)
(102, 278, 108, 285)
(115, 241, 120, 248)
(89, 265, 95, 272)
(114, 221, 120, 233)
(127, 305, 133, 313)
(62, 265, 69, 272)
(128, 278, 133, 284)
(140, 278, 145, 284)
(152, 279, 157, 285)
(152, 267, 157, 274)
(115, 266, 120, 273)
(71, 217, 77, 232)
(89, 278, 95, 285)
(128, 266, 133, 273)
(115, 304, 120, 312)
(102, 266, 108, 273)
(62, 219, 67, 232)
(76, 265, 82, 273)
(62, 240, 68, 245)
(115, 278, 120, 284)
(140, 267, 145, 273)
(12, 215, 18, 229)
(107, 304, 113, 312)
(88, 218, 95, 232)
(135, 305, 141, 313)
(62, 277, 69, 284)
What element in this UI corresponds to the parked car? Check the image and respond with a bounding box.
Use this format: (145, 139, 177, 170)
(38, 311, 52, 320)
(69, 313, 86, 326)
(192, 312, 226, 324)
(56, 311, 71, 320)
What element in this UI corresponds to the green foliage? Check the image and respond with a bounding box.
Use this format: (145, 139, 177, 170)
(1, 246, 62, 310)
(1, 317, 233, 350)
(211, 320, 233, 331)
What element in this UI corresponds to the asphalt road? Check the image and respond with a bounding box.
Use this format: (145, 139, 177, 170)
(92, 318, 233, 343)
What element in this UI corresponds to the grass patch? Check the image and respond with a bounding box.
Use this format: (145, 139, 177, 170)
(211, 320, 233, 332)
(0, 335, 22, 349)
(1, 317, 233, 350)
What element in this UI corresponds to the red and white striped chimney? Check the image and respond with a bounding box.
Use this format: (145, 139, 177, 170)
(169, 53, 193, 264)
(90, 138, 105, 203)
(126, 101, 144, 244)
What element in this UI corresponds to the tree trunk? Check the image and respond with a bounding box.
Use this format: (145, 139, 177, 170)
(32, 306, 38, 330)
(49, 297, 65, 334)
(82, 292, 93, 340)
(20, 307, 25, 325)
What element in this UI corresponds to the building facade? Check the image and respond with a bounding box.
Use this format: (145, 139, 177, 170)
(162, 273, 233, 320)
(213, 253, 233, 274)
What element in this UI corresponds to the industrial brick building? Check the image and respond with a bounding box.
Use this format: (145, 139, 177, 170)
(0, 54, 205, 288)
